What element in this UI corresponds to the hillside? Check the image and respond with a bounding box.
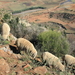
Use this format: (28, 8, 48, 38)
(0, 0, 75, 75)
(0, 0, 65, 13)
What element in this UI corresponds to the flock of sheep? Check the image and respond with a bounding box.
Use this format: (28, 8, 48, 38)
(1, 21, 75, 72)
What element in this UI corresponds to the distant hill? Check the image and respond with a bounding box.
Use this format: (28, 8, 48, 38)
(0, 0, 65, 13)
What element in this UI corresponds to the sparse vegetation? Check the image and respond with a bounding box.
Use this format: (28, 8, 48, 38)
(0, 0, 75, 75)
(20, 52, 31, 62)
(0, 35, 10, 45)
(24, 67, 31, 71)
(0, 57, 3, 59)
(37, 30, 70, 57)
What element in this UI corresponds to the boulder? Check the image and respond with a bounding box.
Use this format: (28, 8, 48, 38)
(34, 66, 47, 75)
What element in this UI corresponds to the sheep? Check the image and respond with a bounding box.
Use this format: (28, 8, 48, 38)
(42, 52, 65, 71)
(15, 38, 37, 58)
(2, 23, 10, 40)
(63, 54, 75, 66)
(63, 54, 75, 73)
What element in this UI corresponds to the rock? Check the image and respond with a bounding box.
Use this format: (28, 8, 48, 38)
(0, 45, 13, 53)
(11, 53, 18, 59)
(34, 66, 47, 75)
(11, 53, 22, 59)
(16, 54, 22, 59)
(0, 50, 9, 58)
(0, 58, 10, 75)
(7, 51, 12, 55)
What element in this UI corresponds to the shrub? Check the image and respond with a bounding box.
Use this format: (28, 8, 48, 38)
(8, 17, 26, 38)
(37, 30, 70, 57)
(3, 14, 10, 21)
(0, 11, 26, 38)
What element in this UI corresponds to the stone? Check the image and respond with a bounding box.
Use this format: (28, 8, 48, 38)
(11, 53, 22, 59)
(0, 50, 9, 57)
(34, 66, 47, 75)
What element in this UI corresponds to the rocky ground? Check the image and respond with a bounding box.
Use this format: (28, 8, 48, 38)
(0, 1, 75, 75)
(0, 41, 59, 75)
(0, 40, 74, 75)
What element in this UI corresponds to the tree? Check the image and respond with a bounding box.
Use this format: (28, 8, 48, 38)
(37, 30, 70, 57)
(3, 14, 10, 21)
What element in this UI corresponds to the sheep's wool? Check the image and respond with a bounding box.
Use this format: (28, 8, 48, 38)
(42, 52, 65, 71)
(2, 23, 10, 40)
(15, 38, 37, 58)
(65, 54, 75, 65)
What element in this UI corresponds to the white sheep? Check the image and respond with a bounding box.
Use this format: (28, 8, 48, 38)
(2, 23, 10, 40)
(15, 38, 37, 58)
(64, 54, 75, 65)
(63, 54, 75, 73)
(42, 52, 65, 71)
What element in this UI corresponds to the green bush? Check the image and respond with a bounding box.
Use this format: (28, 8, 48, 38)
(1, 13, 26, 38)
(37, 30, 70, 57)
(3, 14, 10, 21)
